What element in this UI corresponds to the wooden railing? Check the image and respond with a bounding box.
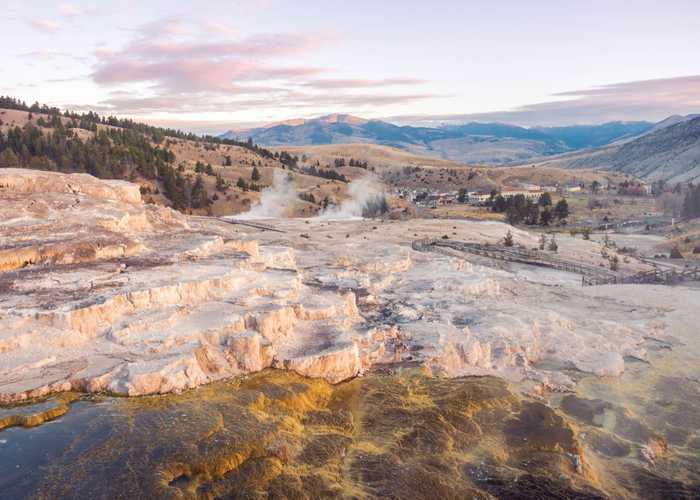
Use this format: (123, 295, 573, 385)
(215, 218, 286, 233)
(412, 239, 700, 287)
(583, 266, 700, 286)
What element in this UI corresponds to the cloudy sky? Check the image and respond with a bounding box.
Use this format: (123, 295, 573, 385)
(2, 0, 700, 131)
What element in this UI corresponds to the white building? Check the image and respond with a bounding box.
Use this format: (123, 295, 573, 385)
(467, 191, 492, 204)
(500, 189, 543, 201)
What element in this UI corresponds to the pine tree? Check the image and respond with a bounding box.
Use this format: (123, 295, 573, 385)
(553, 199, 569, 220)
(458, 188, 468, 203)
(215, 174, 228, 192)
(539, 208, 552, 226)
(251, 166, 261, 182)
(191, 175, 209, 209)
(504, 230, 514, 247)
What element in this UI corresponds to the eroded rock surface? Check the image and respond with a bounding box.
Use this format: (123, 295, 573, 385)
(0, 169, 680, 402)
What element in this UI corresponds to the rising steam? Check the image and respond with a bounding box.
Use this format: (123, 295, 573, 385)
(316, 176, 389, 220)
(237, 170, 297, 219)
(238, 171, 389, 220)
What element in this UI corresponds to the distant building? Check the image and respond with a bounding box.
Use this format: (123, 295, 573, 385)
(558, 185, 582, 195)
(425, 192, 458, 207)
(467, 191, 492, 204)
(500, 187, 543, 201)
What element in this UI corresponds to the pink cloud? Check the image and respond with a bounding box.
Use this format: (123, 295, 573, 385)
(121, 33, 326, 61)
(29, 19, 60, 32)
(88, 17, 433, 117)
(93, 23, 330, 94)
(59, 4, 83, 17)
(94, 57, 323, 93)
(283, 92, 438, 109)
(387, 75, 700, 126)
(200, 20, 238, 36)
(86, 91, 437, 117)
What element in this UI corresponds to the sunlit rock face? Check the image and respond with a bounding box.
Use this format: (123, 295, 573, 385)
(0, 169, 675, 402)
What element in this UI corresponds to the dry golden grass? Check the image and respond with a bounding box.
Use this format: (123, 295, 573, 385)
(562, 193, 660, 225)
(275, 143, 465, 169)
(278, 143, 632, 194)
(489, 165, 629, 187)
(420, 205, 505, 221)
(165, 141, 351, 217)
(0, 110, 352, 217)
(665, 219, 700, 259)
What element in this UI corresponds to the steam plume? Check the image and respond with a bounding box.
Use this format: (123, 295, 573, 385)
(237, 170, 297, 219)
(316, 176, 389, 220)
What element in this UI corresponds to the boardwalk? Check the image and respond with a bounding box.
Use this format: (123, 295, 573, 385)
(582, 266, 700, 286)
(191, 216, 287, 233)
(412, 238, 700, 287)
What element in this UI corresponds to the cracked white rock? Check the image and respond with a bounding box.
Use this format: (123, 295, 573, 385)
(0, 169, 685, 402)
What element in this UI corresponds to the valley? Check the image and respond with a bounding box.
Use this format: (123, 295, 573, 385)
(222, 113, 654, 166)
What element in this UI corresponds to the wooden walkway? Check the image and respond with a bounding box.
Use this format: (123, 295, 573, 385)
(412, 239, 700, 287)
(191, 216, 286, 233)
(582, 266, 700, 286)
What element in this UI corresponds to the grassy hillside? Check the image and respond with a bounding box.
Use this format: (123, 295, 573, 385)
(276, 143, 631, 193)
(527, 116, 700, 183)
(0, 97, 353, 216)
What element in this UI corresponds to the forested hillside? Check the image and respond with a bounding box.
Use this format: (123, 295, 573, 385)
(0, 96, 280, 211)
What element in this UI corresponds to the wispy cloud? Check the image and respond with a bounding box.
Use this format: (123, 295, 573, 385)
(388, 75, 700, 126)
(301, 78, 427, 90)
(19, 49, 88, 63)
(93, 58, 322, 93)
(84, 89, 436, 116)
(200, 20, 238, 36)
(88, 17, 433, 117)
(59, 4, 91, 17)
(93, 19, 330, 94)
(29, 19, 60, 32)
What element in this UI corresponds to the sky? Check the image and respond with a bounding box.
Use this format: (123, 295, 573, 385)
(2, 0, 700, 132)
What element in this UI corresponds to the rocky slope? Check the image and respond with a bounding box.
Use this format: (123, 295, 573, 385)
(0, 168, 681, 404)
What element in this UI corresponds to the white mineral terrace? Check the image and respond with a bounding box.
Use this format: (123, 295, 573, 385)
(0, 168, 686, 403)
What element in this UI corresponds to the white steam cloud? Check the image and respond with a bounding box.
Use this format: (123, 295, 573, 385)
(237, 170, 297, 219)
(237, 171, 389, 220)
(316, 176, 389, 220)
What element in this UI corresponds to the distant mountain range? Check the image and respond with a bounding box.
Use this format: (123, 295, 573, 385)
(533, 115, 700, 183)
(221, 114, 654, 165)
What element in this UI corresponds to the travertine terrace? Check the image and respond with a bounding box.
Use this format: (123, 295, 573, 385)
(0, 169, 678, 403)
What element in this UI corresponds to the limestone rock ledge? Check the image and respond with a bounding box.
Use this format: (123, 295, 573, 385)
(0, 169, 674, 402)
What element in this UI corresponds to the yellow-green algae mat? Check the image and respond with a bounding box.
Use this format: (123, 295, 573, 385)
(0, 393, 80, 431)
(0, 369, 698, 499)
